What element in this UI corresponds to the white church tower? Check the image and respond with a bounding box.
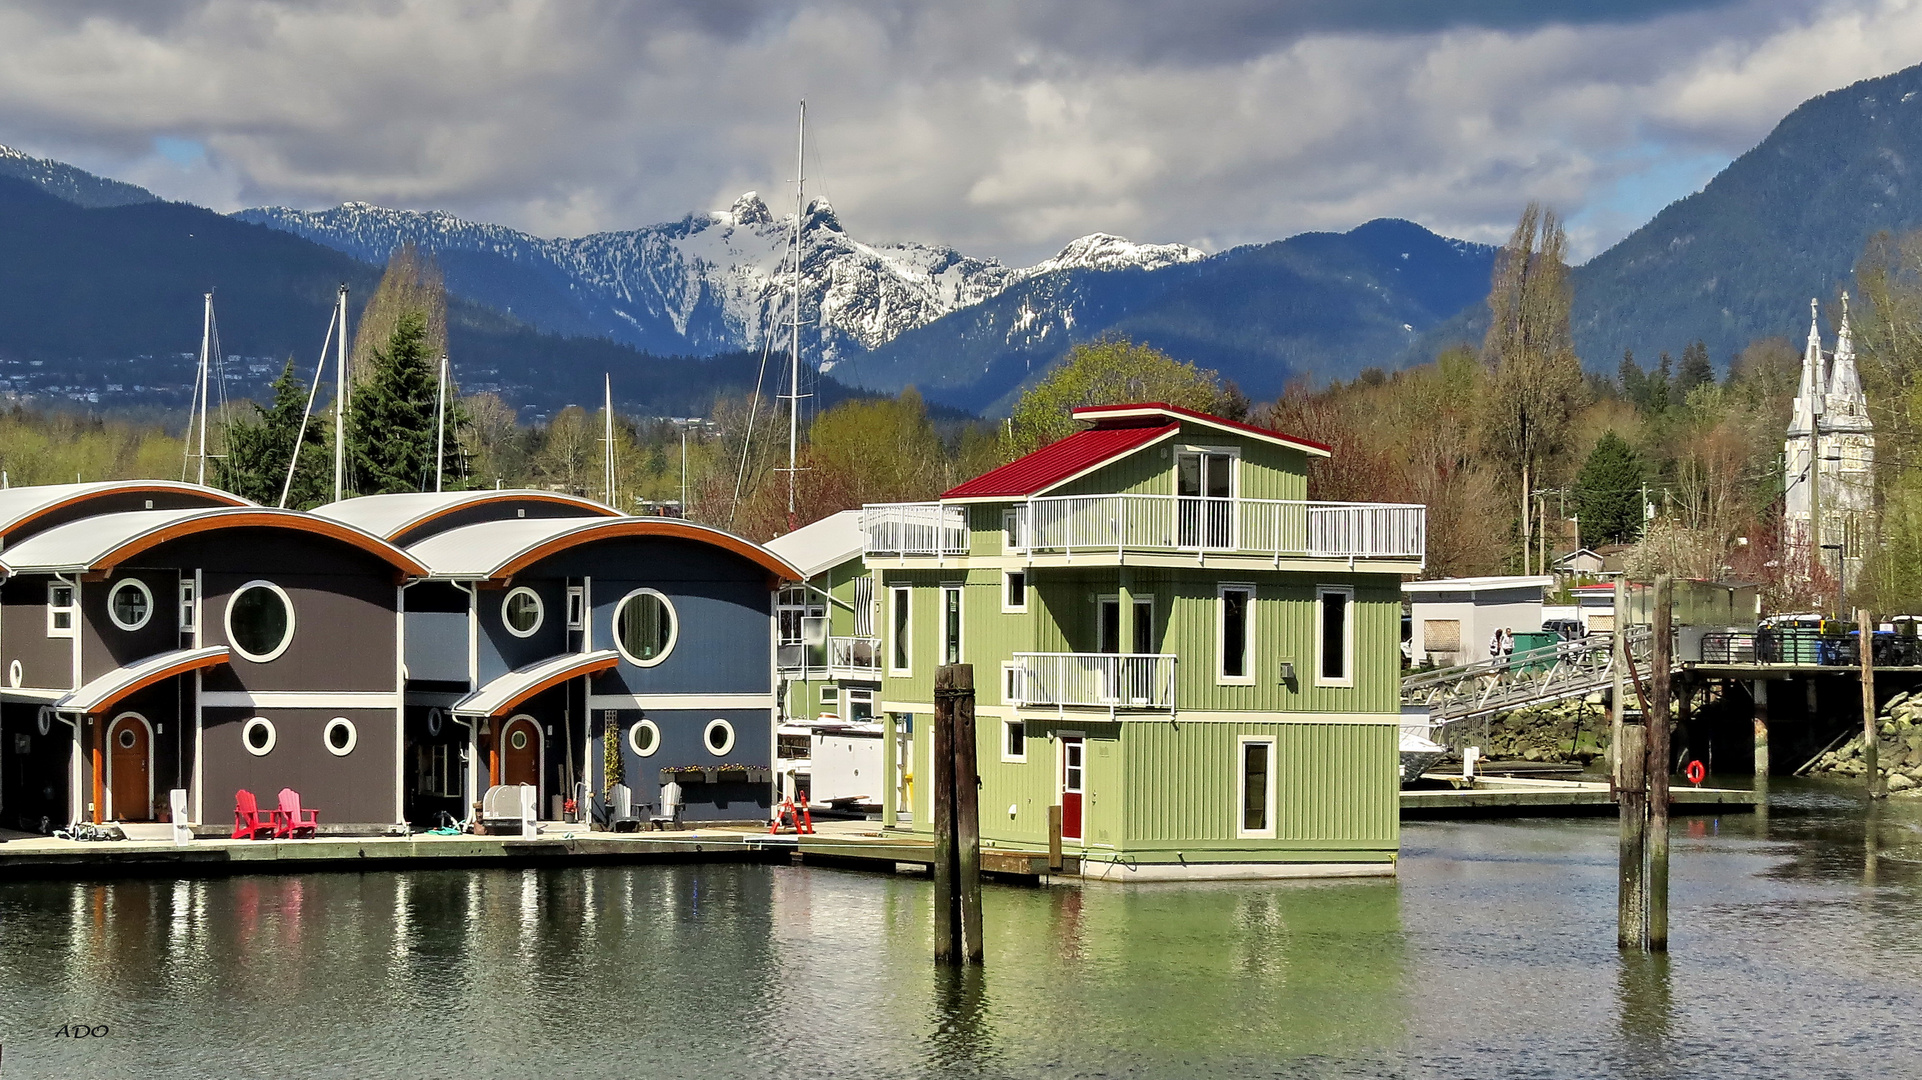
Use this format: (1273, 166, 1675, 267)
(1784, 295, 1874, 583)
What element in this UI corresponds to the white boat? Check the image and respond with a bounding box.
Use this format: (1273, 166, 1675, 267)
(1399, 708, 1448, 785)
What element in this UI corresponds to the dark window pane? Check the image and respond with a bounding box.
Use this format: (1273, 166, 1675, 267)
(893, 589, 910, 669)
(1243, 742, 1270, 831)
(1322, 592, 1348, 679)
(1223, 590, 1248, 678)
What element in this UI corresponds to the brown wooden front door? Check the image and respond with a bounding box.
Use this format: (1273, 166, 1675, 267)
(107, 714, 153, 822)
(500, 716, 541, 792)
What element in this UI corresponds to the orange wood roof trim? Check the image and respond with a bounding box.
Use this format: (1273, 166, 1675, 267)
(71, 650, 230, 716)
(101, 511, 430, 577)
(491, 519, 802, 583)
(491, 654, 622, 716)
(12, 483, 250, 536)
(387, 492, 620, 539)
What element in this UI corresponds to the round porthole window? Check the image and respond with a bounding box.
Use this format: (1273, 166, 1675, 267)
(703, 718, 735, 757)
(426, 708, 444, 738)
(628, 718, 661, 758)
(242, 716, 277, 756)
(226, 581, 295, 662)
(117, 726, 137, 749)
(109, 579, 153, 631)
(502, 587, 543, 638)
(36, 707, 52, 736)
(613, 589, 677, 667)
(509, 728, 530, 751)
(9, 660, 21, 688)
(324, 717, 357, 756)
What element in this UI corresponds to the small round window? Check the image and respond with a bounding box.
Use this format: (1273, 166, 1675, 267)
(109, 579, 153, 631)
(425, 708, 444, 738)
(117, 726, 137, 749)
(36, 707, 51, 736)
(628, 718, 661, 758)
(227, 581, 294, 662)
(509, 729, 530, 751)
(9, 660, 21, 688)
(704, 718, 735, 756)
(324, 717, 357, 757)
(614, 589, 677, 667)
(502, 587, 543, 638)
(242, 716, 276, 756)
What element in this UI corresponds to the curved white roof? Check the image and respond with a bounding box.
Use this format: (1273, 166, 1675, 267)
(765, 510, 865, 580)
(313, 490, 616, 540)
(0, 507, 428, 575)
(407, 515, 800, 582)
(0, 480, 249, 537)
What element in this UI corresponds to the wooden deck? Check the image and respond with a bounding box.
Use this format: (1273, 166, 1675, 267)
(1401, 775, 1759, 817)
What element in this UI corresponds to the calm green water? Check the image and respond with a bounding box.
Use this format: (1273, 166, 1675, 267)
(2, 781, 1920, 1079)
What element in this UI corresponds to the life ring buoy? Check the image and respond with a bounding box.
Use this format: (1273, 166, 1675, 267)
(1684, 759, 1706, 785)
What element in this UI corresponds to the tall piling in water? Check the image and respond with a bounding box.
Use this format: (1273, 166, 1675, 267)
(1618, 719, 1648, 950)
(1860, 608, 1880, 799)
(933, 664, 983, 964)
(1646, 575, 1673, 952)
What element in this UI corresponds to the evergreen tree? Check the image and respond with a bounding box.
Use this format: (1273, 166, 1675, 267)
(1618, 349, 1646, 407)
(1646, 352, 1673, 414)
(348, 310, 452, 495)
(214, 358, 331, 507)
(1676, 339, 1714, 397)
(1572, 431, 1644, 547)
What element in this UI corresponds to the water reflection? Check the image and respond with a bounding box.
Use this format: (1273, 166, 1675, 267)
(1615, 953, 1673, 1060)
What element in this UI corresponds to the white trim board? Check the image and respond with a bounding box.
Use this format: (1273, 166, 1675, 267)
(586, 692, 776, 711)
(199, 691, 401, 709)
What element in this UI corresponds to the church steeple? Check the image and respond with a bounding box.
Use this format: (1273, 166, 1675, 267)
(1825, 292, 1872, 432)
(1788, 297, 1824, 437)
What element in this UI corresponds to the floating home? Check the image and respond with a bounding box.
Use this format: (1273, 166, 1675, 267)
(859, 403, 1426, 879)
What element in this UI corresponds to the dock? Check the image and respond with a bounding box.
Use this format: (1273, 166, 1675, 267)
(1400, 775, 1759, 817)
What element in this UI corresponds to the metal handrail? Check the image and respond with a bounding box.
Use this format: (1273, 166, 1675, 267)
(859, 502, 968, 556)
(1011, 652, 1177, 711)
(1400, 628, 1654, 727)
(1019, 493, 1425, 560)
(827, 635, 881, 673)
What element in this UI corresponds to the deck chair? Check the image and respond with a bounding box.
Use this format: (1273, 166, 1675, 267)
(275, 788, 319, 839)
(231, 790, 276, 840)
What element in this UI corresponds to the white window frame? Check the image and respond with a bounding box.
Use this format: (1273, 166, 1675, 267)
(703, 717, 736, 757)
(178, 578, 197, 633)
(1001, 718, 1027, 763)
(1002, 569, 1027, 613)
(1316, 585, 1356, 688)
(501, 586, 544, 638)
(225, 580, 296, 663)
(323, 717, 358, 757)
(844, 688, 875, 721)
(47, 581, 76, 638)
(628, 718, 661, 758)
(1002, 506, 1028, 553)
(241, 716, 277, 757)
(107, 578, 154, 632)
(565, 585, 586, 630)
(1216, 584, 1256, 686)
(889, 585, 912, 675)
(820, 685, 840, 705)
(1002, 660, 1023, 706)
(1236, 736, 1278, 839)
(940, 583, 964, 666)
(612, 588, 678, 668)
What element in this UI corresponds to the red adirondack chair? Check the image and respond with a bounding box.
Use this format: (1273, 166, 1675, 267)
(275, 788, 319, 839)
(232, 789, 275, 840)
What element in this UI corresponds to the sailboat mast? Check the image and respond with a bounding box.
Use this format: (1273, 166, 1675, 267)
(196, 292, 212, 486)
(786, 100, 806, 531)
(434, 355, 448, 493)
(603, 374, 616, 509)
(333, 285, 348, 503)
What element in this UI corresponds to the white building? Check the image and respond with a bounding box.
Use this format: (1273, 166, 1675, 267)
(1785, 295, 1874, 582)
(1404, 576, 1553, 668)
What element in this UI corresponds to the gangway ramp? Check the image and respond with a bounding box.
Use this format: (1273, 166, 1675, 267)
(1401, 627, 1654, 728)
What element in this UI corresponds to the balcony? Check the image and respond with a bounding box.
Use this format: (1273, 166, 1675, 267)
(778, 636, 883, 682)
(1011, 652, 1176, 713)
(860, 503, 967, 556)
(1022, 494, 1424, 560)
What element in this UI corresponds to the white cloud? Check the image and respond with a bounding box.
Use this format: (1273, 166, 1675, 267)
(0, 0, 1916, 263)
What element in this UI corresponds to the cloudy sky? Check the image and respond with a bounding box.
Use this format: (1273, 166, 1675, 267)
(1, 0, 1919, 264)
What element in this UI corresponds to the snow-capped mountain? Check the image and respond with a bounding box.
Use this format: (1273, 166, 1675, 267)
(234, 194, 1204, 366)
(0, 142, 157, 209)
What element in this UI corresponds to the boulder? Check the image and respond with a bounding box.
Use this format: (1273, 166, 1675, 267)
(1888, 773, 1916, 792)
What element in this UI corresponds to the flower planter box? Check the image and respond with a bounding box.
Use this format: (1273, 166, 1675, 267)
(659, 766, 772, 785)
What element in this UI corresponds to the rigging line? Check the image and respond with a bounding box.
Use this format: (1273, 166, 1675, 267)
(278, 312, 335, 508)
(728, 273, 783, 528)
(210, 308, 232, 461)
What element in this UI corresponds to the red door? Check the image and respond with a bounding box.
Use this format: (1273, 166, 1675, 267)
(1060, 738, 1085, 843)
(107, 714, 152, 821)
(500, 716, 541, 793)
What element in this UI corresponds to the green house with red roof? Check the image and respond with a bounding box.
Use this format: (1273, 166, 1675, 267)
(858, 402, 1425, 879)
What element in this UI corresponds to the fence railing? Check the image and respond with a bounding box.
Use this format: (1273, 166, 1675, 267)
(1011, 652, 1176, 712)
(1700, 629, 1922, 667)
(827, 635, 881, 675)
(1020, 494, 1425, 560)
(859, 503, 968, 556)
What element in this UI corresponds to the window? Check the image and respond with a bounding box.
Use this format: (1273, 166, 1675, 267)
(1132, 596, 1156, 655)
(941, 585, 963, 666)
(1423, 619, 1461, 653)
(704, 718, 736, 756)
(613, 589, 677, 666)
(1003, 570, 1027, 613)
(47, 582, 75, 638)
(1002, 507, 1028, 553)
(226, 581, 295, 662)
(323, 717, 358, 756)
(890, 586, 912, 674)
(502, 586, 544, 637)
(241, 716, 277, 756)
(1003, 662, 1025, 705)
(108, 579, 153, 631)
(566, 585, 586, 630)
(1318, 587, 1354, 687)
(628, 718, 660, 757)
(1218, 585, 1254, 684)
(820, 685, 840, 705)
(1177, 449, 1237, 549)
(1238, 737, 1276, 838)
(1002, 719, 1027, 763)
(845, 688, 874, 722)
(179, 579, 197, 632)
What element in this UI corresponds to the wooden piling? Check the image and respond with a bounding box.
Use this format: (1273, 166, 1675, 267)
(932, 667, 959, 965)
(1646, 575, 1673, 952)
(951, 665, 984, 964)
(1860, 607, 1880, 799)
(1047, 805, 1064, 871)
(1617, 720, 1648, 950)
(1611, 578, 1629, 783)
(1752, 679, 1770, 778)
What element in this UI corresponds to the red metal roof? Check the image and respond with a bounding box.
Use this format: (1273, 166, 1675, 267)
(941, 419, 1178, 500)
(1071, 402, 1332, 456)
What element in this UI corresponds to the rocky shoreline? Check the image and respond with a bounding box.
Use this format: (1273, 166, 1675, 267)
(1804, 690, 1922, 795)
(1445, 697, 1612, 766)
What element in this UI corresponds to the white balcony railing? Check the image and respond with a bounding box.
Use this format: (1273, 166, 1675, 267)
(827, 635, 881, 677)
(1020, 494, 1424, 560)
(1011, 652, 1176, 712)
(860, 503, 968, 556)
